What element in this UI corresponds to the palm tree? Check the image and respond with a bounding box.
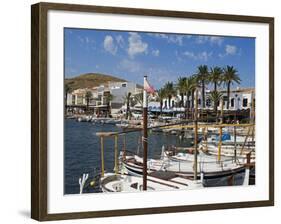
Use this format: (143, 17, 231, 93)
(185, 76, 197, 119)
(196, 65, 209, 108)
(189, 75, 199, 119)
(223, 66, 241, 109)
(163, 82, 176, 108)
(64, 83, 72, 115)
(209, 66, 223, 92)
(208, 90, 223, 123)
(123, 92, 132, 120)
(177, 77, 187, 107)
(85, 91, 93, 111)
(104, 93, 114, 117)
(157, 88, 166, 116)
(133, 92, 143, 106)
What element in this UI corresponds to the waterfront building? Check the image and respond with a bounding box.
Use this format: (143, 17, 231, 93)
(108, 81, 142, 111)
(160, 87, 254, 111)
(66, 81, 142, 114)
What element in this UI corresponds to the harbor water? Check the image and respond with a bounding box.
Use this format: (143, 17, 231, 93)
(64, 119, 246, 194)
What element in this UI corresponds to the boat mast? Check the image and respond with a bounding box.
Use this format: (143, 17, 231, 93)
(143, 76, 148, 190)
(250, 90, 255, 141)
(193, 88, 198, 180)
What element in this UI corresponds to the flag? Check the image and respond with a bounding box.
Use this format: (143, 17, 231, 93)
(144, 78, 155, 94)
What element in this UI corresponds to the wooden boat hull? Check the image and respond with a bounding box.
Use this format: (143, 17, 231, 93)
(121, 158, 246, 180)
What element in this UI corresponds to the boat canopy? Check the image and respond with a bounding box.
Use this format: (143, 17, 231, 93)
(216, 133, 231, 141)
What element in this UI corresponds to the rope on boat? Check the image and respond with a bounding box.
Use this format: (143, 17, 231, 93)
(142, 136, 148, 143)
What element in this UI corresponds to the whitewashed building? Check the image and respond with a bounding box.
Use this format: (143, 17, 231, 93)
(159, 87, 254, 111)
(108, 81, 142, 110)
(205, 87, 255, 111)
(66, 81, 142, 112)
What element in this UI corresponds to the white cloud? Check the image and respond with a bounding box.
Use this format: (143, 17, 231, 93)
(148, 33, 169, 39)
(77, 35, 95, 45)
(218, 53, 225, 58)
(199, 51, 213, 61)
(127, 32, 148, 58)
(146, 67, 175, 86)
(167, 35, 184, 45)
(225, 44, 237, 55)
(183, 51, 212, 61)
(118, 59, 141, 73)
(77, 35, 85, 43)
(103, 35, 117, 55)
(196, 36, 224, 45)
(183, 51, 196, 59)
(219, 44, 238, 58)
(152, 49, 160, 57)
(147, 33, 189, 46)
(209, 36, 224, 45)
(195, 36, 209, 44)
(116, 35, 125, 48)
(175, 50, 183, 62)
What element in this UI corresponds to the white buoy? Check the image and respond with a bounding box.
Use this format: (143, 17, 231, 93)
(79, 173, 89, 194)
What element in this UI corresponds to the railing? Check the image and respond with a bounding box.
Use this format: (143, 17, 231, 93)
(96, 122, 255, 177)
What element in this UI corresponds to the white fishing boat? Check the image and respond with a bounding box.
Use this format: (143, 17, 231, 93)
(104, 119, 121, 125)
(205, 133, 253, 144)
(196, 131, 255, 159)
(120, 149, 246, 180)
(115, 120, 129, 128)
(199, 142, 255, 159)
(91, 117, 106, 123)
(100, 172, 203, 193)
(131, 111, 143, 119)
(77, 115, 92, 122)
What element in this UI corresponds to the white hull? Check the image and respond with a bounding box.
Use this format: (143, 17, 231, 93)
(121, 151, 246, 180)
(199, 142, 255, 160)
(100, 172, 203, 193)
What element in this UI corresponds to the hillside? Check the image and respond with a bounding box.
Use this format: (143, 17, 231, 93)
(65, 73, 127, 90)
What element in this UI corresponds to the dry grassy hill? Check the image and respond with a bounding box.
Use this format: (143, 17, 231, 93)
(65, 73, 127, 90)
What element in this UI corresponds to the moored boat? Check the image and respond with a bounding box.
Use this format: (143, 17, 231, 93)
(199, 141, 255, 159)
(120, 149, 247, 182)
(100, 172, 203, 193)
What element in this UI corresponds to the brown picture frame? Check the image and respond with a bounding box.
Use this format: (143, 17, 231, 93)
(31, 2, 274, 221)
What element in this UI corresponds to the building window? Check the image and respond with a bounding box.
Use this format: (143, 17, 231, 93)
(206, 99, 211, 107)
(172, 100, 175, 108)
(243, 98, 248, 107)
(72, 95, 75, 104)
(198, 99, 201, 105)
(77, 96, 83, 105)
(231, 98, 235, 107)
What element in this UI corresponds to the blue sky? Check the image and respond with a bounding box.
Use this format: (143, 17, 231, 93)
(64, 28, 255, 89)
